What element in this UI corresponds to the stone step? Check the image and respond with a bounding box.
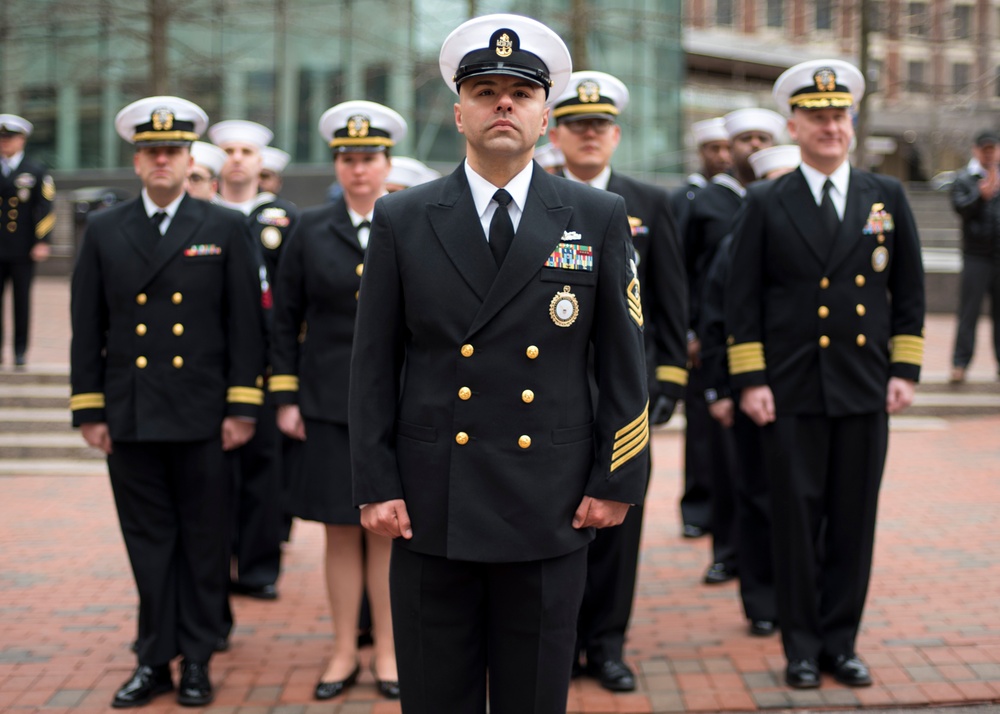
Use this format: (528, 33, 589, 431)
(0, 459, 107, 476)
(0, 433, 104, 461)
(0, 408, 73, 433)
(0, 366, 70, 385)
(0, 385, 69, 409)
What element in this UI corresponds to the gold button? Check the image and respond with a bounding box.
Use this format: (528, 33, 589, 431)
(461, 344, 474, 358)
(7, 222, 16, 232)
(136, 293, 147, 305)
(819, 336, 830, 348)
(878, 234, 885, 244)
(8, 197, 18, 207)
(355, 291, 359, 301)
(455, 432, 469, 445)
(172, 356, 184, 368)
(818, 306, 829, 319)
(172, 292, 183, 304)
(136, 356, 148, 368)
(518, 435, 532, 449)
(855, 275, 866, 287)
(135, 323, 147, 336)
(458, 387, 472, 401)
(355, 263, 364, 277)
(172, 323, 184, 336)
(820, 277, 830, 289)
(726, 335, 735, 346)
(526, 345, 539, 359)
(256, 375, 264, 388)
(856, 334, 867, 347)
(856, 304, 866, 316)
(8, 209, 17, 219)
(521, 389, 534, 404)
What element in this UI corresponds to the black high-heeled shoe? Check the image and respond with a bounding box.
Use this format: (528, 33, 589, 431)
(314, 663, 359, 700)
(370, 661, 400, 700)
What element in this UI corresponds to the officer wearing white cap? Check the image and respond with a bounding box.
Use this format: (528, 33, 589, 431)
(684, 104, 785, 592)
(271, 99, 406, 702)
(533, 141, 564, 174)
(349, 14, 649, 714)
(748, 143, 801, 180)
(206, 119, 298, 609)
(385, 156, 441, 192)
(259, 146, 290, 195)
(727, 59, 924, 689)
(187, 141, 227, 201)
(70, 96, 265, 708)
(548, 69, 688, 693)
(0, 113, 55, 368)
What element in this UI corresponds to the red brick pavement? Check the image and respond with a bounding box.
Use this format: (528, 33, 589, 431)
(2, 277, 999, 713)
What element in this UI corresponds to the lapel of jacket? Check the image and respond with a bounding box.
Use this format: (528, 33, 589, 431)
(777, 168, 830, 265)
(119, 198, 157, 265)
(825, 168, 878, 274)
(328, 199, 365, 257)
(143, 194, 205, 287)
(466, 164, 573, 337)
(427, 165, 498, 302)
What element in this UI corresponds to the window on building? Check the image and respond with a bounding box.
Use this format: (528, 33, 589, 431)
(816, 0, 833, 30)
(867, 1, 886, 32)
(716, 0, 735, 26)
(907, 61, 926, 92)
(953, 63, 971, 93)
(766, 0, 784, 27)
(868, 60, 883, 94)
(908, 2, 928, 36)
(953, 5, 972, 38)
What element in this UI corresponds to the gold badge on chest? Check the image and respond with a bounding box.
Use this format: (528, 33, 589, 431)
(550, 285, 579, 328)
(260, 226, 282, 249)
(872, 245, 888, 272)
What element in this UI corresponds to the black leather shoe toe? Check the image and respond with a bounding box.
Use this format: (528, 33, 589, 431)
(112, 664, 173, 708)
(785, 659, 821, 689)
(823, 654, 872, 687)
(682, 524, 707, 538)
(231, 582, 279, 600)
(703, 562, 737, 584)
(749, 619, 777, 636)
(314, 664, 359, 700)
(177, 661, 213, 707)
(214, 636, 230, 652)
(588, 659, 636, 692)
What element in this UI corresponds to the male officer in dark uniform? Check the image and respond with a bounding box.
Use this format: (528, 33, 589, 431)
(186, 141, 227, 202)
(349, 14, 650, 714)
(548, 70, 687, 692)
(685, 107, 785, 586)
(208, 120, 299, 601)
(70, 96, 265, 707)
(726, 59, 925, 689)
(259, 146, 290, 196)
(0, 114, 55, 368)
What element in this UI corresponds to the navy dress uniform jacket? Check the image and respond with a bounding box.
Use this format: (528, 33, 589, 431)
(70, 195, 266, 438)
(349, 162, 650, 564)
(605, 172, 688, 401)
(726, 167, 925, 414)
(270, 198, 362, 422)
(0, 156, 55, 261)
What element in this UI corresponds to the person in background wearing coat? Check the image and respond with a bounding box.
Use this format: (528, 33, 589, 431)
(547, 69, 688, 693)
(348, 14, 650, 714)
(270, 100, 404, 702)
(70, 96, 265, 708)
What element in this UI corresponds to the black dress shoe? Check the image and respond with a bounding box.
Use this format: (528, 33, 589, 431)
(703, 562, 737, 584)
(214, 636, 230, 652)
(177, 660, 213, 706)
(785, 659, 821, 689)
(822, 654, 872, 687)
(682, 524, 708, 538)
(14, 353, 26, 369)
(748, 619, 777, 636)
(314, 664, 360, 700)
(111, 664, 173, 708)
(587, 659, 636, 692)
(371, 661, 400, 699)
(230, 582, 279, 600)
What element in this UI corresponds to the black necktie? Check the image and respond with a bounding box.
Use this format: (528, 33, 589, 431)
(150, 211, 167, 234)
(489, 189, 514, 268)
(820, 179, 840, 241)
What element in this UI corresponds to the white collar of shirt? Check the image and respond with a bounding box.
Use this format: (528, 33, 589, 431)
(799, 160, 850, 220)
(563, 165, 611, 191)
(347, 204, 377, 249)
(465, 159, 533, 237)
(687, 172, 709, 188)
(711, 172, 746, 198)
(141, 189, 185, 234)
(2, 151, 24, 173)
(215, 195, 259, 216)
(968, 158, 984, 176)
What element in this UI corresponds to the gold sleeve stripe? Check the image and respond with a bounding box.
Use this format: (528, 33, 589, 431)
(890, 335, 924, 366)
(35, 213, 55, 239)
(614, 400, 649, 441)
(41, 180, 56, 201)
(728, 342, 766, 375)
(70, 392, 105, 410)
(268, 375, 300, 392)
(227, 386, 265, 406)
(611, 414, 649, 473)
(656, 365, 688, 386)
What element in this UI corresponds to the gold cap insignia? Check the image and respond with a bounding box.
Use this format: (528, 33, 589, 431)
(347, 115, 370, 138)
(577, 80, 601, 103)
(496, 32, 513, 58)
(151, 108, 175, 131)
(814, 68, 837, 93)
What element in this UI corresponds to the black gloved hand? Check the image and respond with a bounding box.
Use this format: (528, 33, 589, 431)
(649, 394, 677, 425)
